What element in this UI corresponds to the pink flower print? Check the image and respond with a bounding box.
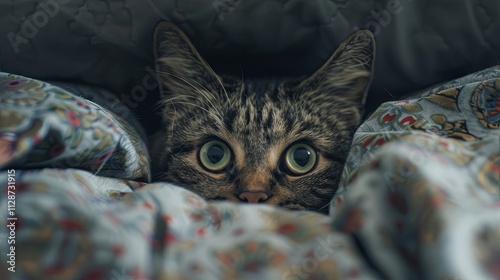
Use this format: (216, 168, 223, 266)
(75, 99, 90, 112)
(92, 148, 114, 165)
(196, 226, 207, 237)
(278, 223, 297, 234)
(59, 219, 84, 231)
(427, 128, 447, 136)
(0, 135, 15, 165)
(381, 113, 397, 124)
(111, 245, 125, 256)
(342, 208, 363, 233)
(165, 232, 177, 245)
(65, 110, 81, 127)
(5, 80, 25, 88)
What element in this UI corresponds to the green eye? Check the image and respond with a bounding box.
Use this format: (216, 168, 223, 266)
(199, 140, 231, 172)
(284, 143, 317, 175)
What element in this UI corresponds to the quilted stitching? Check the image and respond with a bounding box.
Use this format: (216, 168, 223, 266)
(0, 0, 499, 108)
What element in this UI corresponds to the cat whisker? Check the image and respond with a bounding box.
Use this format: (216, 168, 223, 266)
(159, 71, 216, 101)
(157, 96, 226, 133)
(152, 171, 169, 182)
(317, 201, 332, 212)
(239, 64, 245, 97)
(152, 97, 170, 113)
(154, 70, 224, 120)
(155, 96, 183, 111)
(207, 66, 232, 108)
(167, 101, 222, 119)
(152, 96, 185, 140)
(165, 98, 178, 142)
(219, 78, 232, 107)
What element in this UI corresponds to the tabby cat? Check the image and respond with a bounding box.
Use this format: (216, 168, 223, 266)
(151, 22, 375, 213)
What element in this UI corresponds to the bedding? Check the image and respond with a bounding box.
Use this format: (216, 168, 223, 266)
(1, 66, 499, 279)
(1, 0, 500, 116)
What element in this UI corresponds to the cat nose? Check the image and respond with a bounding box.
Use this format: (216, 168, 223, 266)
(238, 192, 269, 203)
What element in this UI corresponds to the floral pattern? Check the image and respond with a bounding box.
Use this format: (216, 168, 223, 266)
(0, 72, 150, 182)
(334, 66, 500, 280)
(0, 68, 499, 279)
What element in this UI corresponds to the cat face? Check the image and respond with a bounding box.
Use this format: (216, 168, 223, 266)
(151, 22, 375, 213)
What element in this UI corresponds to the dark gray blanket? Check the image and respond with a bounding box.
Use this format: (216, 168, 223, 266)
(1, 0, 499, 114)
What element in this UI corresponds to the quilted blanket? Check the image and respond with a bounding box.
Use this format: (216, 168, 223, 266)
(1, 0, 500, 116)
(0, 67, 499, 280)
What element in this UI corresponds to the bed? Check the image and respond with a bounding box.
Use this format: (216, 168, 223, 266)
(1, 1, 499, 279)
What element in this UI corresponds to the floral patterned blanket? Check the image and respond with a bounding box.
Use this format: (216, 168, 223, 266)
(0, 68, 499, 280)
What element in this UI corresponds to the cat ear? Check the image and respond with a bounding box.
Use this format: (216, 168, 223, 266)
(295, 30, 375, 109)
(154, 21, 222, 100)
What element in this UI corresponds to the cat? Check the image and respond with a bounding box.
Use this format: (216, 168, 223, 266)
(151, 22, 375, 213)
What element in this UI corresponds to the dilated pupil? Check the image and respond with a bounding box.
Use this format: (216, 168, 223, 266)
(207, 145, 224, 164)
(293, 148, 311, 167)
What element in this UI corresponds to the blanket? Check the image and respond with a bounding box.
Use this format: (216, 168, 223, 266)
(0, 67, 499, 279)
(1, 0, 500, 116)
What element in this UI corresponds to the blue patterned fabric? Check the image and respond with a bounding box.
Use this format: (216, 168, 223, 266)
(0, 72, 150, 181)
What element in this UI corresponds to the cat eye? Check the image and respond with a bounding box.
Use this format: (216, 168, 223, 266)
(283, 143, 317, 175)
(199, 140, 232, 172)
